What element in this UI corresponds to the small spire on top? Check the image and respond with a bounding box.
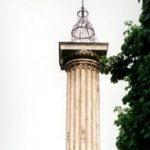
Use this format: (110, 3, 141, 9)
(81, 0, 85, 17)
(82, 0, 84, 8)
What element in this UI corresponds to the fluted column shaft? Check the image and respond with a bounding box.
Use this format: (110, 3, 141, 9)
(66, 59, 100, 150)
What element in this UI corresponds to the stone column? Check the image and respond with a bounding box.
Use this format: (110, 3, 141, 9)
(59, 42, 108, 150)
(66, 59, 100, 150)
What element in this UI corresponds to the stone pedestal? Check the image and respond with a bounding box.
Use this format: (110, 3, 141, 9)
(59, 42, 108, 150)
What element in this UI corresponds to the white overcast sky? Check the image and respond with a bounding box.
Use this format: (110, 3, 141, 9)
(0, 0, 141, 150)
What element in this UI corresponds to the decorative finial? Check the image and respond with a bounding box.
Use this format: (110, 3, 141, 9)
(71, 0, 96, 42)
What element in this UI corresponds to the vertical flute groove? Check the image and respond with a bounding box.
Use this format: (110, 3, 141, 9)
(80, 66, 82, 149)
(71, 68, 75, 150)
(87, 65, 92, 150)
(74, 66, 76, 150)
(81, 65, 86, 150)
(85, 65, 87, 150)
(93, 68, 98, 150)
(67, 71, 71, 150)
(78, 66, 80, 150)
(75, 66, 80, 150)
(91, 67, 93, 150)
(79, 64, 82, 150)
(97, 72, 100, 150)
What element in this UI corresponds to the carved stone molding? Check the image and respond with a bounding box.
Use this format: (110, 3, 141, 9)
(59, 42, 108, 70)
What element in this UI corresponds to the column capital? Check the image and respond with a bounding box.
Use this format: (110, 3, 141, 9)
(59, 42, 108, 70)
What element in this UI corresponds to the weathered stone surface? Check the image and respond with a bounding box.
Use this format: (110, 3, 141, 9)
(66, 60, 100, 150)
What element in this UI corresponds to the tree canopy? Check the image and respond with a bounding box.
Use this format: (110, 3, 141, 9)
(100, 0, 150, 149)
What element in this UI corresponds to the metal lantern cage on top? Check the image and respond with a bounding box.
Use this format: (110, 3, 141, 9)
(71, 0, 97, 42)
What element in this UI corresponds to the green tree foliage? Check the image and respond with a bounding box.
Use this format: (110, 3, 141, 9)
(99, 0, 150, 149)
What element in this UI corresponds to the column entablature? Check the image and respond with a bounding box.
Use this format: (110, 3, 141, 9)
(59, 42, 108, 70)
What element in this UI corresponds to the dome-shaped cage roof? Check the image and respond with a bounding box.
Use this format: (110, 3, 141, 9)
(71, 7, 97, 42)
